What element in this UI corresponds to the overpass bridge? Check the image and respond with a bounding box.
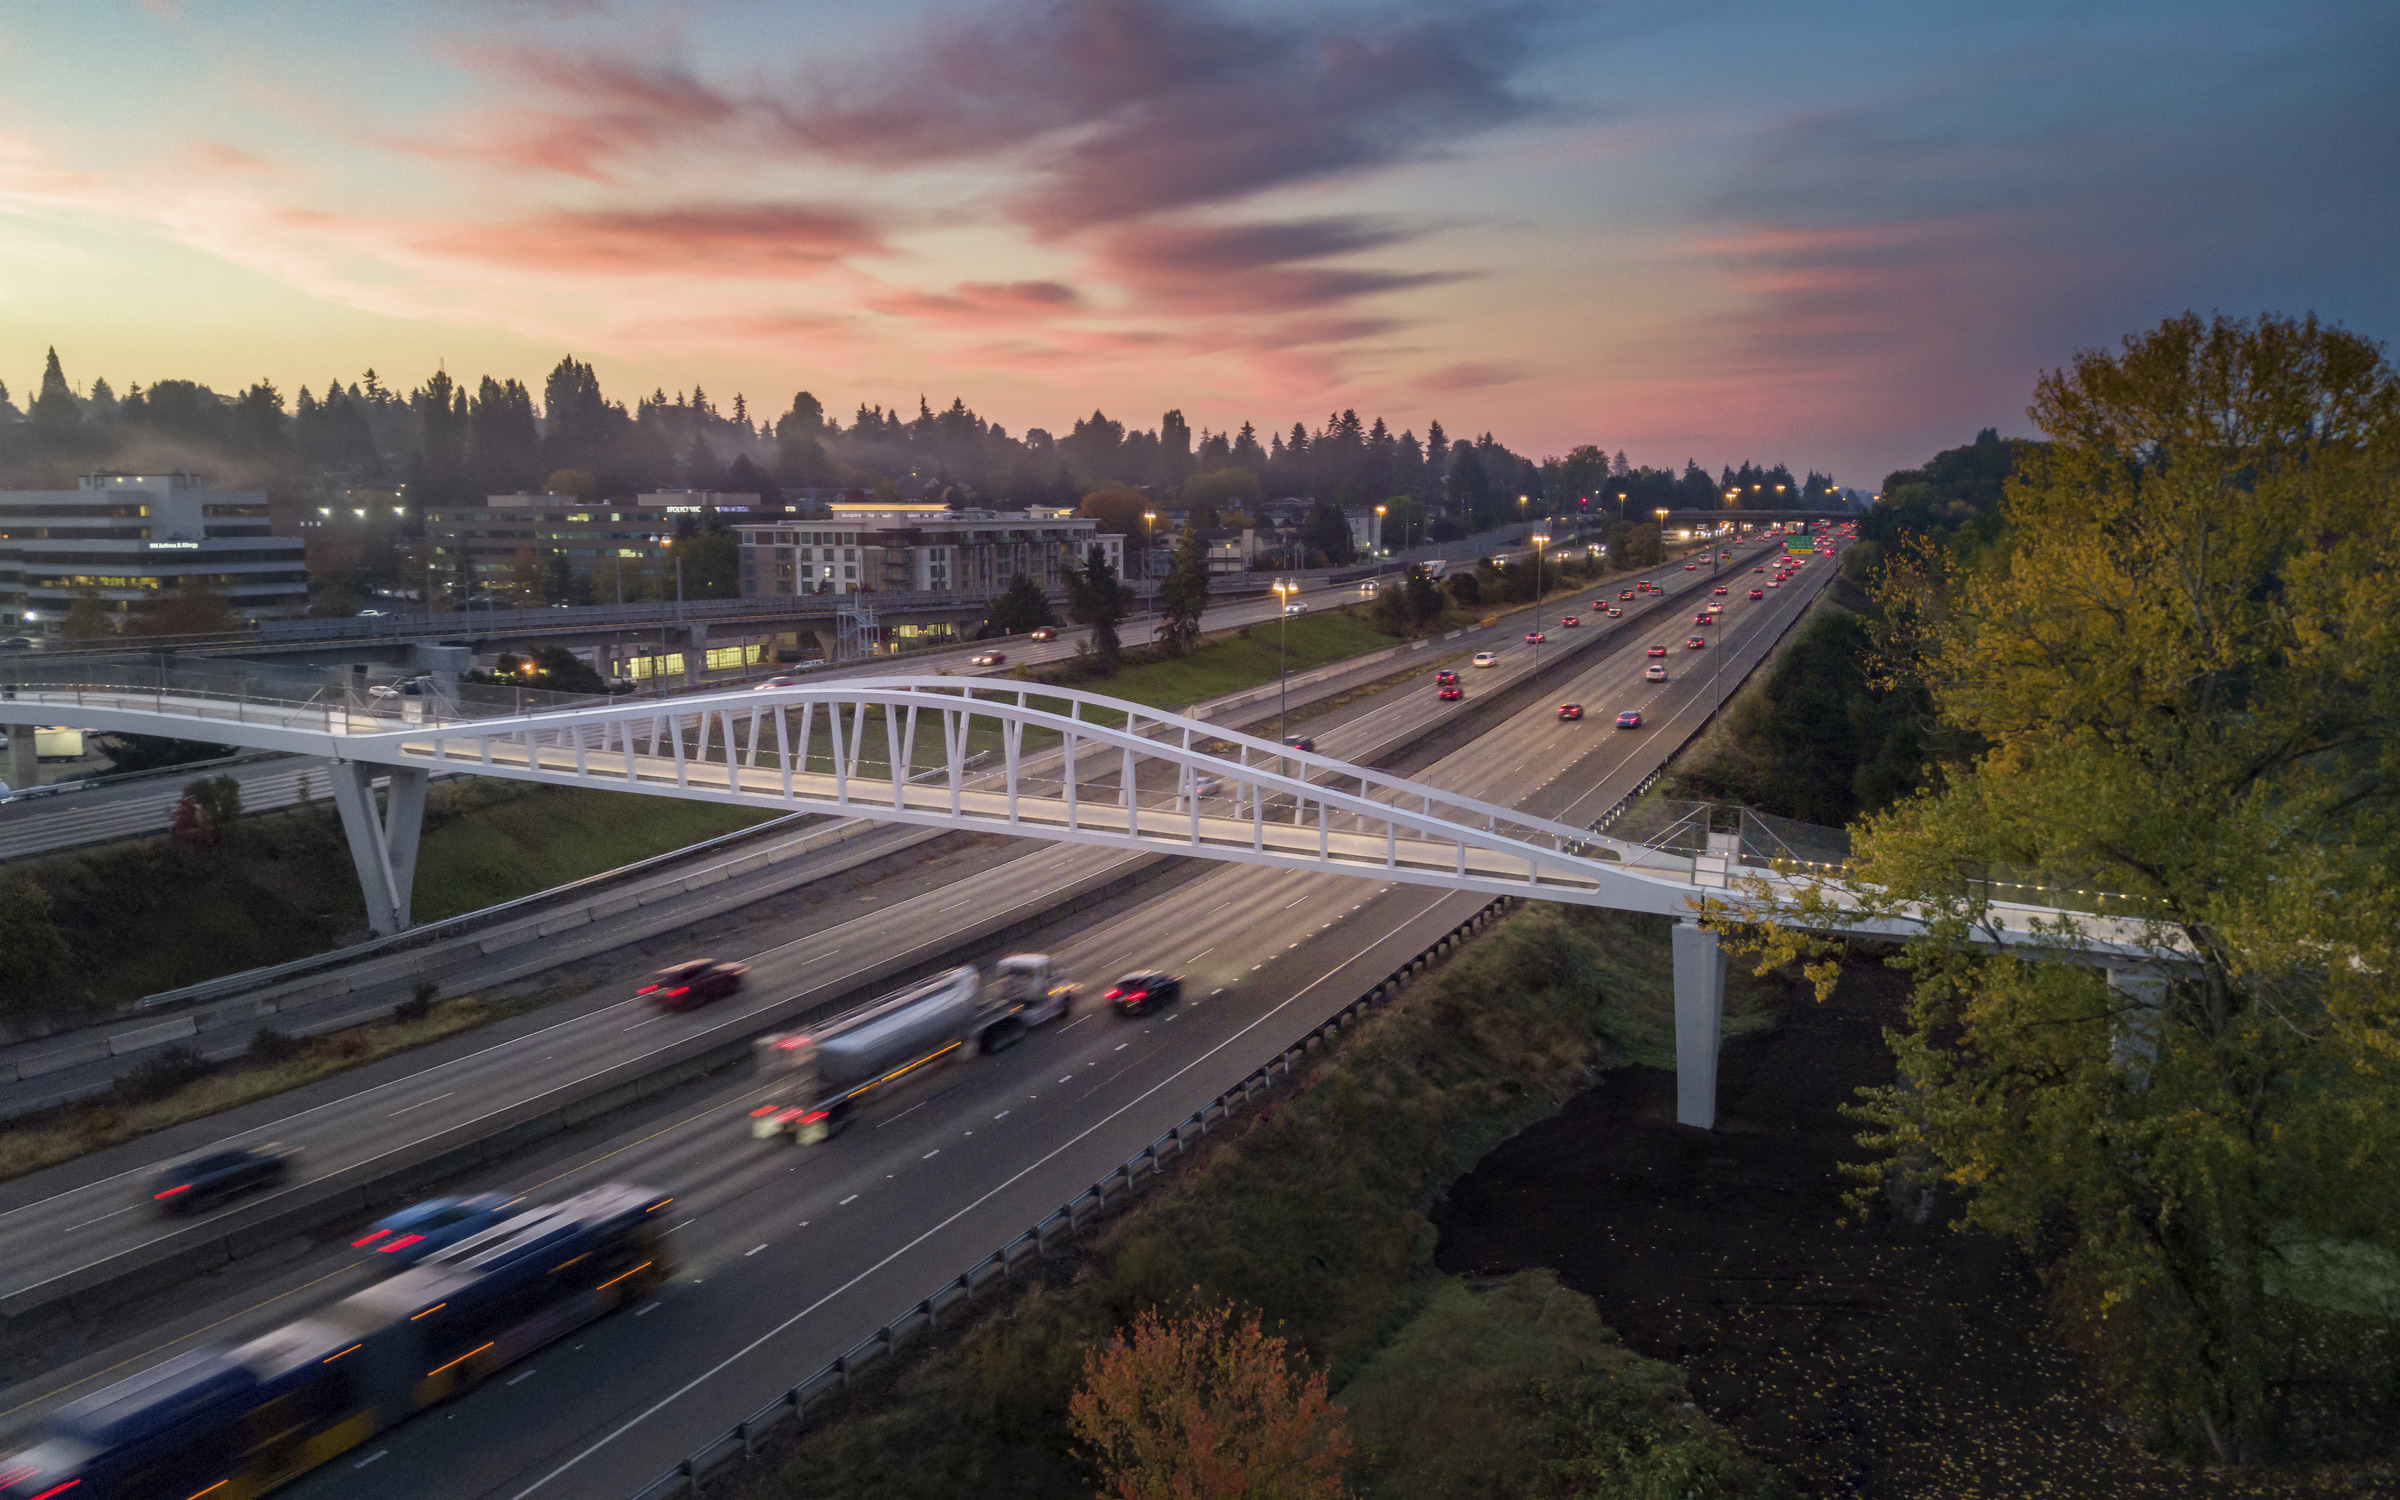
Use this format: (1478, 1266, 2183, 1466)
(0, 662, 2175, 1129)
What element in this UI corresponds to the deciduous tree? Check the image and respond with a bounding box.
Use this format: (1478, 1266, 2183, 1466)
(1069, 1302, 1351, 1500)
(1741, 311, 2400, 1461)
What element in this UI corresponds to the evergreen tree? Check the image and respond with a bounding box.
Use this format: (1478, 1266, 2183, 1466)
(1062, 543, 1131, 669)
(1155, 526, 1211, 656)
(30, 346, 79, 437)
(986, 573, 1058, 635)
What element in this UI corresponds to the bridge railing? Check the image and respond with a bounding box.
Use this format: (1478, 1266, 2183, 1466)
(0, 656, 609, 731)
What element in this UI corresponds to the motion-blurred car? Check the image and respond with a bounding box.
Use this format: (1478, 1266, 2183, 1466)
(969, 650, 1007, 665)
(1555, 703, 1583, 721)
(350, 1193, 517, 1266)
(1438, 685, 1464, 701)
(1686, 636, 1706, 650)
(752, 674, 801, 690)
(1749, 589, 1764, 600)
(1434, 669, 1460, 686)
(1029, 627, 1057, 641)
(1768, 580, 1781, 588)
(1524, 631, 1545, 644)
(1646, 645, 1667, 658)
(638, 959, 748, 1010)
(1605, 607, 1622, 618)
(0, 636, 34, 650)
(1695, 613, 1713, 626)
(1684, 563, 1696, 570)
(1618, 589, 1634, 600)
(1283, 602, 1309, 616)
(1106, 970, 1183, 1016)
(1560, 615, 1579, 627)
(1472, 651, 1498, 668)
(151, 1146, 294, 1215)
(1644, 664, 1669, 682)
(1713, 587, 1728, 596)
(1615, 710, 1642, 729)
(1282, 735, 1316, 753)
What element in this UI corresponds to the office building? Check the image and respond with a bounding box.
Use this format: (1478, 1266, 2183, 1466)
(734, 504, 1121, 598)
(425, 490, 760, 594)
(0, 472, 306, 629)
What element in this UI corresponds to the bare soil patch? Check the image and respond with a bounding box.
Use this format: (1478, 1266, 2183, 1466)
(1432, 963, 2383, 1498)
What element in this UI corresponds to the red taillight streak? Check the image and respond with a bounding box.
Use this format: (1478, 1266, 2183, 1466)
(664, 987, 689, 999)
(351, 1229, 392, 1247)
(799, 1111, 829, 1124)
(748, 1106, 777, 1117)
(1124, 991, 1148, 1005)
(153, 1184, 190, 1199)
(378, 1234, 426, 1254)
(636, 984, 659, 995)
(27, 1482, 79, 1499)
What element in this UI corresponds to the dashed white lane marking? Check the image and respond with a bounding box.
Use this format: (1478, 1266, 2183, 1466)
(508, 1368, 540, 1385)
(355, 1450, 390, 1470)
(837, 1194, 859, 1206)
(745, 1244, 768, 1257)
(664, 1219, 694, 1235)
(1057, 1075, 1075, 1084)
(1114, 1043, 1129, 1052)
(635, 1303, 661, 1317)
(65, 1206, 137, 1231)
(993, 1110, 1010, 1120)
(922, 1149, 940, 1160)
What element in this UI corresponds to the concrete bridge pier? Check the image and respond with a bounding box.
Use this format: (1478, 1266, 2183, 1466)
(330, 761, 428, 935)
(1672, 919, 1728, 1129)
(1, 719, 38, 793)
(684, 621, 709, 689)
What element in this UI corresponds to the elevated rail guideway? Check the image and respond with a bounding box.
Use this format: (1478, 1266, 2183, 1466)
(0, 662, 2178, 1128)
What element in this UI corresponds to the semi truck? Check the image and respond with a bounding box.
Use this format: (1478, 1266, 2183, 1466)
(749, 954, 1075, 1143)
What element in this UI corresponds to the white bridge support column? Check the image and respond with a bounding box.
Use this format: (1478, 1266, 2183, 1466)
(329, 761, 429, 935)
(2109, 967, 2169, 1087)
(0, 721, 37, 793)
(1672, 919, 1727, 1129)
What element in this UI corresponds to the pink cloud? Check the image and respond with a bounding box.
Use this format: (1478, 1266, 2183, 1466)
(408, 202, 884, 278)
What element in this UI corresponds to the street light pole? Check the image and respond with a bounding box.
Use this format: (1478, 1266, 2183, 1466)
(1272, 578, 1293, 747)
(1530, 532, 1548, 674)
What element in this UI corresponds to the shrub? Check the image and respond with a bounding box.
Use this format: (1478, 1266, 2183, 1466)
(114, 1044, 214, 1103)
(393, 981, 438, 1024)
(245, 1026, 304, 1065)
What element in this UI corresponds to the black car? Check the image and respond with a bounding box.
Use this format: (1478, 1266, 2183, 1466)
(1105, 970, 1183, 1016)
(1281, 735, 1315, 753)
(151, 1146, 292, 1214)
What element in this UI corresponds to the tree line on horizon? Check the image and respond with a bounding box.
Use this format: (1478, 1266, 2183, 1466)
(0, 348, 1847, 539)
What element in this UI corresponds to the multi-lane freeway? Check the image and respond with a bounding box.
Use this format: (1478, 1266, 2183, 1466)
(0, 539, 1833, 1499)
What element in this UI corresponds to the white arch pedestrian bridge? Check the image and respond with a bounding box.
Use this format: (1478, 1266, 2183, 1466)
(0, 661, 2174, 1127)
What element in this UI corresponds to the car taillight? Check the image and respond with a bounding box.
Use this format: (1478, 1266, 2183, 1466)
(379, 1234, 427, 1254)
(352, 1229, 393, 1247)
(798, 1111, 829, 1125)
(1103, 988, 1122, 1000)
(1124, 991, 1148, 1004)
(664, 987, 689, 998)
(636, 984, 658, 995)
(153, 1183, 190, 1199)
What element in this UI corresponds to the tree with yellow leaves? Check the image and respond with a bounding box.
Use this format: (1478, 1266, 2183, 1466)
(1736, 312, 2400, 1463)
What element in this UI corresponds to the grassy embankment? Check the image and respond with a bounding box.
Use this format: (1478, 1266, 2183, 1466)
(16, 777, 777, 1016)
(731, 902, 1783, 1500)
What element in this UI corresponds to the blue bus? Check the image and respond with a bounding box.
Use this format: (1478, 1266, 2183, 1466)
(0, 1183, 672, 1500)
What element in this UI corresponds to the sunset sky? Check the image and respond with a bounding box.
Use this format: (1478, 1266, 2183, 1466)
(1, 0, 2391, 485)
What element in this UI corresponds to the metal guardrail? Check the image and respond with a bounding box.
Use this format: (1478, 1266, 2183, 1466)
(625, 894, 1522, 1500)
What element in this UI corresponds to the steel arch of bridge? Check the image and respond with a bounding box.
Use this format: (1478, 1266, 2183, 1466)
(2, 671, 1706, 915)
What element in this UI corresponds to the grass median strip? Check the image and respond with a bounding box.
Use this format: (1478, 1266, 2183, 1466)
(0, 983, 581, 1184)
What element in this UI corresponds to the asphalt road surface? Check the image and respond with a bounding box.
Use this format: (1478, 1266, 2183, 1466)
(0, 541, 1834, 1498)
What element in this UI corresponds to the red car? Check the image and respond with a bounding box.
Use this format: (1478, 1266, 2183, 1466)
(1438, 685, 1463, 701)
(1647, 644, 1667, 657)
(1029, 627, 1057, 641)
(1561, 615, 1579, 627)
(1525, 631, 1546, 644)
(1556, 703, 1583, 721)
(1749, 589, 1764, 600)
(640, 959, 748, 1010)
(1434, 669, 1460, 686)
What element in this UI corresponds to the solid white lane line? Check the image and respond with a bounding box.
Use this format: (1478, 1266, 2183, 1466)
(387, 1091, 457, 1117)
(508, 888, 1462, 1500)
